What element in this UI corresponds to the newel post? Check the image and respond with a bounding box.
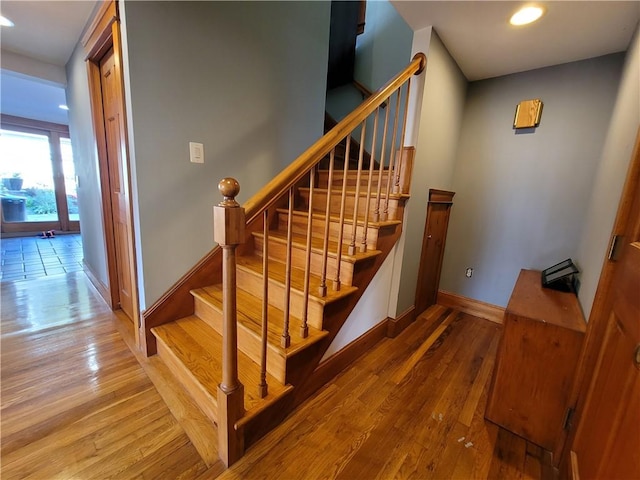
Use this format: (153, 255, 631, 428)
(213, 177, 245, 467)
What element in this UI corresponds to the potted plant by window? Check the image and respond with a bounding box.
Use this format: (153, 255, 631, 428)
(2, 173, 23, 191)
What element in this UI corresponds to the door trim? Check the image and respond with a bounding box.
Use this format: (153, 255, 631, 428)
(83, 0, 140, 345)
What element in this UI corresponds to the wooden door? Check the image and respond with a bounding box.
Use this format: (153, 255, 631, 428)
(568, 140, 640, 479)
(415, 189, 455, 315)
(99, 47, 134, 321)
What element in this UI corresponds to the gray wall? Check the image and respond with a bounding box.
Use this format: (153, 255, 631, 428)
(576, 27, 640, 317)
(394, 29, 468, 314)
(354, 0, 414, 90)
(120, 1, 330, 308)
(66, 42, 110, 289)
(325, 0, 413, 158)
(440, 53, 625, 308)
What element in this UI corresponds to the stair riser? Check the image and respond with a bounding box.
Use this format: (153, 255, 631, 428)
(299, 190, 401, 221)
(155, 336, 218, 423)
(236, 267, 325, 330)
(253, 236, 354, 287)
(193, 298, 287, 384)
(278, 212, 379, 250)
(318, 171, 393, 189)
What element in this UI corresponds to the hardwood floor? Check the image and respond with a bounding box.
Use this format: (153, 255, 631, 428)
(0, 272, 211, 480)
(218, 305, 555, 480)
(1, 272, 554, 479)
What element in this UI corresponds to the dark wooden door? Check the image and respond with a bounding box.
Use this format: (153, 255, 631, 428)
(415, 189, 455, 315)
(568, 136, 640, 479)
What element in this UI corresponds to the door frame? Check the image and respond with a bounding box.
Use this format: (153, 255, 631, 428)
(0, 115, 80, 234)
(82, 0, 140, 345)
(559, 127, 640, 471)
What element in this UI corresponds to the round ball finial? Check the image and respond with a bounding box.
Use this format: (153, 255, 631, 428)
(218, 177, 240, 206)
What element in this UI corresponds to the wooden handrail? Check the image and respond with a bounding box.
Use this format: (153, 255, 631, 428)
(243, 53, 426, 224)
(353, 80, 387, 108)
(148, 54, 427, 466)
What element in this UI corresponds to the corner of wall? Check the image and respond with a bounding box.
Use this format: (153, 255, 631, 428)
(388, 25, 468, 317)
(118, 0, 146, 310)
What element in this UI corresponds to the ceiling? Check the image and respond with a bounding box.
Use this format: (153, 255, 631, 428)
(392, 1, 640, 81)
(0, 1, 638, 125)
(1, 71, 69, 124)
(1, 1, 96, 66)
(0, 0, 96, 126)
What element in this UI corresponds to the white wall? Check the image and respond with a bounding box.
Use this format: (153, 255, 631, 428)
(120, 1, 331, 308)
(65, 42, 110, 288)
(440, 53, 625, 308)
(393, 29, 468, 315)
(1, 50, 66, 86)
(576, 27, 640, 318)
(323, 252, 395, 360)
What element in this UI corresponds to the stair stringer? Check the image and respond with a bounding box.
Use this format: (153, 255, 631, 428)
(240, 210, 405, 448)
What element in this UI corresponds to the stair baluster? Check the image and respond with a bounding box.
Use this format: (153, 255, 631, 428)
(348, 121, 367, 256)
(334, 138, 351, 291)
(395, 81, 412, 194)
(319, 149, 335, 297)
(281, 188, 293, 348)
(301, 168, 314, 338)
(373, 103, 390, 222)
(258, 209, 269, 398)
(361, 108, 379, 252)
(146, 54, 427, 469)
(212, 178, 245, 467)
(384, 90, 402, 221)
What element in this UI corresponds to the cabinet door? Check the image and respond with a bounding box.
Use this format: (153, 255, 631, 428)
(415, 190, 454, 315)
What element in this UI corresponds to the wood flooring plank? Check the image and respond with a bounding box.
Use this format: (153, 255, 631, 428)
(458, 328, 501, 427)
(0, 273, 208, 480)
(2, 271, 548, 480)
(391, 309, 459, 384)
(487, 426, 528, 480)
(218, 305, 546, 480)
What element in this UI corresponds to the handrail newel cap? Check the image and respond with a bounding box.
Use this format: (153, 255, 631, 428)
(413, 52, 427, 75)
(214, 177, 245, 246)
(218, 177, 241, 207)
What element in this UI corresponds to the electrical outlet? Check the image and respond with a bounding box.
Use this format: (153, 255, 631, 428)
(465, 267, 473, 278)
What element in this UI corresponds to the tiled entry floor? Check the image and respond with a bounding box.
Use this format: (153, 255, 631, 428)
(1, 234, 83, 282)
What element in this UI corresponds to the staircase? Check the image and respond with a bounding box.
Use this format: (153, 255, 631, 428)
(141, 53, 426, 467)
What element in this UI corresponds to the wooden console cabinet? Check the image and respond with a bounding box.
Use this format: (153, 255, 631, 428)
(485, 269, 586, 451)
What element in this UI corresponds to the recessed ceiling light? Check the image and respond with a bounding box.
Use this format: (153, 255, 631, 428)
(59, 105, 69, 111)
(510, 6, 545, 26)
(0, 15, 14, 27)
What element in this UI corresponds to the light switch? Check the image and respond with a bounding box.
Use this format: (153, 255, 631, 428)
(189, 142, 204, 164)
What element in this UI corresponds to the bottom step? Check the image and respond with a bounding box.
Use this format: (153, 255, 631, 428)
(152, 316, 292, 426)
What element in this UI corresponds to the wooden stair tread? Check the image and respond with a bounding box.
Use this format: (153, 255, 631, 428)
(251, 229, 382, 263)
(276, 208, 401, 228)
(152, 316, 292, 414)
(236, 254, 357, 304)
(298, 186, 410, 200)
(191, 284, 328, 357)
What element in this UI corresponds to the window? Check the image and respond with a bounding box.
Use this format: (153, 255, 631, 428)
(0, 117, 79, 233)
